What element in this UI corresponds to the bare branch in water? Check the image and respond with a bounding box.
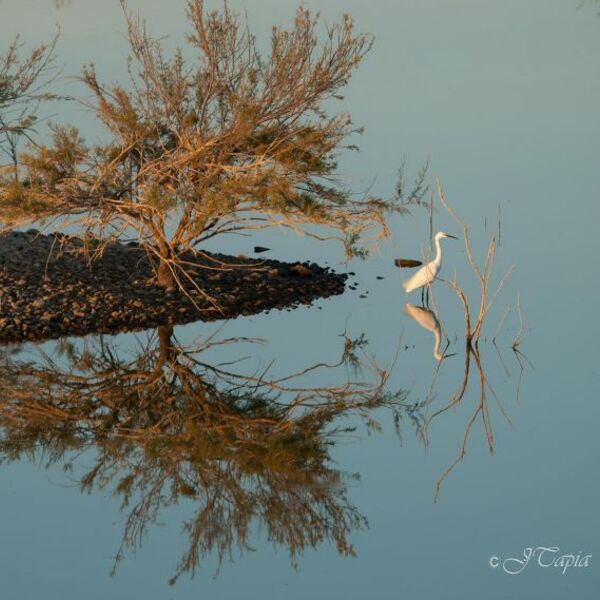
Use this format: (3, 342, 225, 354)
(413, 178, 527, 502)
(435, 176, 515, 345)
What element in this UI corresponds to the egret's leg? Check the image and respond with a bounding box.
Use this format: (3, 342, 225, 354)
(421, 287, 425, 306)
(425, 286, 430, 307)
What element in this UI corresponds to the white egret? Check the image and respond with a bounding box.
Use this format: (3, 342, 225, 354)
(402, 231, 457, 303)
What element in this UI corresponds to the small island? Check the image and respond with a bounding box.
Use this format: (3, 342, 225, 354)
(0, 229, 346, 343)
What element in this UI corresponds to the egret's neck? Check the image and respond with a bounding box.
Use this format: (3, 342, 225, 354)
(433, 236, 443, 267)
(433, 327, 442, 361)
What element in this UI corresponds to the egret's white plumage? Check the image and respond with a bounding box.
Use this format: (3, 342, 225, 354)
(402, 231, 457, 294)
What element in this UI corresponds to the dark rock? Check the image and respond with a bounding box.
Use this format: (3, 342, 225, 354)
(394, 258, 422, 268)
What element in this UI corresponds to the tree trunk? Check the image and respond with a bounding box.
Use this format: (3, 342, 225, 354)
(157, 324, 175, 364)
(156, 259, 175, 288)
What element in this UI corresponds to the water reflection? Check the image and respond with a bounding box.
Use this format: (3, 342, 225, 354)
(0, 295, 529, 581)
(414, 307, 528, 502)
(0, 325, 415, 583)
(403, 303, 449, 361)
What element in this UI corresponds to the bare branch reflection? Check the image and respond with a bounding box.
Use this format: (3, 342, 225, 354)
(416, 316, 530, 502)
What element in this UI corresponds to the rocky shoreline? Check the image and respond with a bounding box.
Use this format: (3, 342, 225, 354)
(0, 230, 347, 344)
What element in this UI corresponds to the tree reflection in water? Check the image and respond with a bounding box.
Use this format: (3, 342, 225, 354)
(0, 325, 416, 584)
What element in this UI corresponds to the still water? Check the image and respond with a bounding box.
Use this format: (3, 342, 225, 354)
(1, 0, 599, 598)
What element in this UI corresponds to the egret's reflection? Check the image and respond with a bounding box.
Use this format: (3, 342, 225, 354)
(0, 325, 413, 583)
(403, 303, 449, 361)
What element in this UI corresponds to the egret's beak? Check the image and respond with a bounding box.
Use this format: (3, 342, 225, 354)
(446, 234, 458, 240)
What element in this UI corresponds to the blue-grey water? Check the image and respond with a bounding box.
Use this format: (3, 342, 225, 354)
(1, 1, 599, 598)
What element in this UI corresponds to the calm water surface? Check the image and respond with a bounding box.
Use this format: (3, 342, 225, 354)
(1, 1, 599, 598)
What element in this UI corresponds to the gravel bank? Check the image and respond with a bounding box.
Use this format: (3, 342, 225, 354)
(0, 230, 347, 344)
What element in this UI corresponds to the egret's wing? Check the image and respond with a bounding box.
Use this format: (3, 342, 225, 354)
(402, 261, 439, 293)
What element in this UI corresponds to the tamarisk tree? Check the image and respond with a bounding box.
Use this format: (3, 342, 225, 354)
(0, 34, 59, 181)
(0, 1, 412, 288)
